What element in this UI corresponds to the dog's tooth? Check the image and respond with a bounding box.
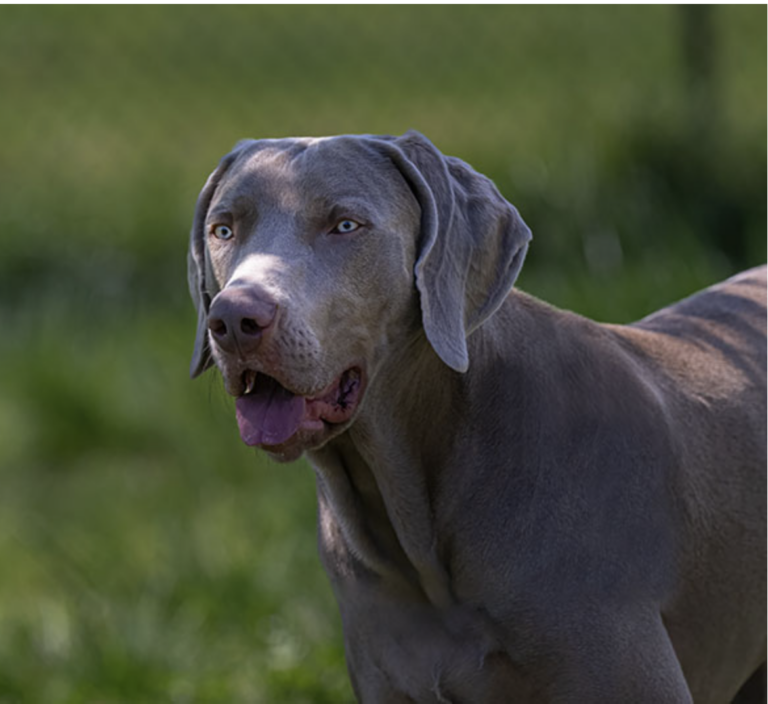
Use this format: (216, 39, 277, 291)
(244, 370, 257, 395)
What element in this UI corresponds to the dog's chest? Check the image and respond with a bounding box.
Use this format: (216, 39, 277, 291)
(335, 590, 537, 703)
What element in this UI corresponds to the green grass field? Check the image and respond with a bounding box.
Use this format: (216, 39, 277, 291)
(0, 6, 764, 702)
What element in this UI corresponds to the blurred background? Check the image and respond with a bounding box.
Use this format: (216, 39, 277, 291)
(0, 6, 764, 702)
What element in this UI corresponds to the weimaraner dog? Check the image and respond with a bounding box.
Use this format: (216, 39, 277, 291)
(187, 131, 766, 703)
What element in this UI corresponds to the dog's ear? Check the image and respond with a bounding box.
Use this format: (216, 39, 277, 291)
(378, 131, 532, 373)
(188, 142, 254, 379)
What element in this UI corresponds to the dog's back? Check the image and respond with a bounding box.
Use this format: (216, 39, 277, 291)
(633, 265, 766, 388)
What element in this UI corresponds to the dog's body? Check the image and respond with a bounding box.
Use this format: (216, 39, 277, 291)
(188, 132, 766, 702)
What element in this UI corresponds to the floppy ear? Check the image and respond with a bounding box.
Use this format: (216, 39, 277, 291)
(188, 142, 254, 379)
(378, 131, 532, 372)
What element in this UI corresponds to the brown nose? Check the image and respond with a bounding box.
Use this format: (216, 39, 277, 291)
(207, 286, 278, 356)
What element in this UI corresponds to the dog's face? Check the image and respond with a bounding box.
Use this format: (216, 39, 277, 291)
(192, 137, 421, 460)
(188, 132, 531, 461)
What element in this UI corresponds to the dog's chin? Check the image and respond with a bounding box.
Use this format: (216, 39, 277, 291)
(258, 417, 357, 463)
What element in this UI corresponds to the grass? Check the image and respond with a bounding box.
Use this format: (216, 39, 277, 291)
(0, 318, 350, 703)
(0, 6, 764, 702)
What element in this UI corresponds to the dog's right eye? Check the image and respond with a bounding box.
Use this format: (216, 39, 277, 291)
(212, 224, 234, 240)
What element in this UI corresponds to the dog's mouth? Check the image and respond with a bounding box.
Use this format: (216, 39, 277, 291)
(234, 367, 364, 448)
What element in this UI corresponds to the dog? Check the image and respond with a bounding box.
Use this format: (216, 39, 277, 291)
(188, 131, 766, 703)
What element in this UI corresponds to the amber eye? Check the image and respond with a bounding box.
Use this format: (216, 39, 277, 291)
(332, 219, 361, 235)
(212, 224, 234, 240)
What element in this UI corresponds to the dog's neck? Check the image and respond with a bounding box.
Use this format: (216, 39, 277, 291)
(308, 329, 475, 608)
(306, 290, 576, 608)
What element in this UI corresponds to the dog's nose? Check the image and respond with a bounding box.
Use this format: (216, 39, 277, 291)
(207, 286, 278, 356)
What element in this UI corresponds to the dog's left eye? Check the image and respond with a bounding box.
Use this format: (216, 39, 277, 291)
(332, 219, 361, 235)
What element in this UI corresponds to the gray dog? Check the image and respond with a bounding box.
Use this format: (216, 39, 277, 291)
(187, 131, 766, 703)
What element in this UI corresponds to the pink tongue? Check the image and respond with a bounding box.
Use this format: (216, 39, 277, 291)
(235, 376, 306, 447)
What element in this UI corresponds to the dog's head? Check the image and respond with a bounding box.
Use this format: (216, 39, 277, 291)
(188, 131, 531, 460)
